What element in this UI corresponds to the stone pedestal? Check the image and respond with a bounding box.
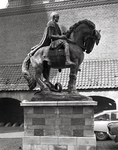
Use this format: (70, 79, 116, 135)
(21, 97, 97, 150)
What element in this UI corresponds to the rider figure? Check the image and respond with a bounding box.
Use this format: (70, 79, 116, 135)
(29, 11, 75, 66)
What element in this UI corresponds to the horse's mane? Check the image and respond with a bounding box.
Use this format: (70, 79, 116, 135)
(66, 19, 95, 38)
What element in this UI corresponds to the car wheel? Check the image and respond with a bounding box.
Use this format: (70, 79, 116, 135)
(95, 131, 108, 141)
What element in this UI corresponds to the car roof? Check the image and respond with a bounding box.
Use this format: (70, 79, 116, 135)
(94, 109, 118, 117)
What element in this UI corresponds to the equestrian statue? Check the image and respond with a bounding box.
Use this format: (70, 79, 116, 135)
(22, 12, 101, 97)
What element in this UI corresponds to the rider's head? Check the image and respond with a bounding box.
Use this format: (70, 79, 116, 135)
(50, 11, 59, 23)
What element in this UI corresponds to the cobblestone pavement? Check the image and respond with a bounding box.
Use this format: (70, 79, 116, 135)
(0, 138, 118, 150)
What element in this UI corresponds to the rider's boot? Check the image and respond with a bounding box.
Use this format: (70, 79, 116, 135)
(65, 55, 75, 66)
(64, 42, 75, 66)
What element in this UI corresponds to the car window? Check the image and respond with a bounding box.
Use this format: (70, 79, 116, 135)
(94, 113, 110, 121)
(111, 112, 118, 120)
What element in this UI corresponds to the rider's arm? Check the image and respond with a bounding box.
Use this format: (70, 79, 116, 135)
(48, 27, 59, 40)
(48, 26, 67, 40)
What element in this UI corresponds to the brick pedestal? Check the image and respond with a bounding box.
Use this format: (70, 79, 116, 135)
(21, 98, 97, 150)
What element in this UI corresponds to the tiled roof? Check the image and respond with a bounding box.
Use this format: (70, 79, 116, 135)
(0, 64, 29, 91)
(0, 59, 118, 91)
(50, 59, 118, 90)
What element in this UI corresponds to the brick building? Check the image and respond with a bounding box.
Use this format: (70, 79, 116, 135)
(0, 0, 118, 125)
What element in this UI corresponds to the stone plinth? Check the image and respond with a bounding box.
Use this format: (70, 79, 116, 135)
(21, 98, 97, 150)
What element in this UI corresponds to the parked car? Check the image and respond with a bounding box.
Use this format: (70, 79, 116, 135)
(92, 97, 117, 114)
(107, 122, 118, 142)
(94, 109, 118, 141)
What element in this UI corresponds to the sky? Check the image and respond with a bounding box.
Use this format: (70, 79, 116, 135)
(0, 0, 8, 9)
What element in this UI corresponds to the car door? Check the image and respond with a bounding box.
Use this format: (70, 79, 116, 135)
(94, 112, 110, 132)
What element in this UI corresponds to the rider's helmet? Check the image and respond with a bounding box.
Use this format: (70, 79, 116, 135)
(50, 11, 59, 20)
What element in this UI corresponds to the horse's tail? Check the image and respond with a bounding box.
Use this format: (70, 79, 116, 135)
(22, 55, 36, 90)
(22, 55, 30, 75)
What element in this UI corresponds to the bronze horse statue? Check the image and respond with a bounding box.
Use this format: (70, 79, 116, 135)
(22, 19, 101, 93)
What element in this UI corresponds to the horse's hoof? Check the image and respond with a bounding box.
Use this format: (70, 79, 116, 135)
(68, 90, 78, 94)
(28, 79, 37, 90)
(44, 81, 52, 89)
(28, 83, 36, 90)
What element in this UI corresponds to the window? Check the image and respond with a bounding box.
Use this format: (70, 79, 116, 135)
(95, 113, 110, 121)
(111, 112, 118, 121)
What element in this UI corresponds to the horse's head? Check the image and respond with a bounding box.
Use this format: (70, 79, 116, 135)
(66, 20, 101, 54)
(84, 29, 101, 54)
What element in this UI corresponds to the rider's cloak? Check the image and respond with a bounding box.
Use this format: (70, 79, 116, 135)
(31, 20, 61, 52)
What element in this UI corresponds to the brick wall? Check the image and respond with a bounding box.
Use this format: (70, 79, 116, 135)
(22, 100, 97, 150)
(24, 106, 94, 136)
(0, 1, 118, 64)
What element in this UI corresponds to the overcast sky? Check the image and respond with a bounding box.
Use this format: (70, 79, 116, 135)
(0, 0, 8, 9)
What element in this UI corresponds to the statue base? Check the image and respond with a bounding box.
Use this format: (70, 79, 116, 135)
(31, 91, 92, 101)
(21, 94, 97, 150)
